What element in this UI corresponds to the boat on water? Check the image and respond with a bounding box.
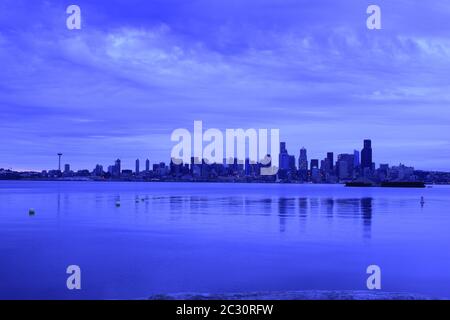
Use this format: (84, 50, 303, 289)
(345, 181, 426, 188)
(380, 181, 426, 188)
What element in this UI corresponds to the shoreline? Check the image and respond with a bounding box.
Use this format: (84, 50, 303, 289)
(1, 178, 448, 187)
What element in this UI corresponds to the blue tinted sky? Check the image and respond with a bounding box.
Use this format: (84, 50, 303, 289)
(1, 0, 449, 171)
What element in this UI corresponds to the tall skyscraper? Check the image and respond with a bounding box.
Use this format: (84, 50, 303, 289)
(336, 153, 355, 180)
(280, 142, 287, 154)
(298, 148, 308, 171)
(279, 142, 290, 171)
(57, 153, 62, 171)
(145, 159, 150, 172)
(361, 139, 373, 169)
(326, 152, 334, 173)
(114, 159, 121, 177)
(353, 150, 360, 168)
(135, 159, 140, 174)
(289, 155, 296, 171)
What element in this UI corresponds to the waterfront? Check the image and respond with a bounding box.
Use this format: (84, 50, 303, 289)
(0, 181, 449, 299)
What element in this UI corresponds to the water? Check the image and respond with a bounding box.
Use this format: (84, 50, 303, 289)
(0, 181, 449, 300)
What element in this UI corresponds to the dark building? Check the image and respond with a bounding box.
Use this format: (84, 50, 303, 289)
(323, 152, 334, 174)
(93, 164, 103, 176)
(310, 159, 319, 170)
(336, 153, 355, 180)
(280, 142, 287, 154)
(135, 159, 140, 174)
(113, 159, 121, 177)
(298, 148, 308, 171)
(289, 155, 296, 172)
(361, 139, 373, 169)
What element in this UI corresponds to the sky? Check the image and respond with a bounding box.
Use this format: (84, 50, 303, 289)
(1, 0, 450, 171)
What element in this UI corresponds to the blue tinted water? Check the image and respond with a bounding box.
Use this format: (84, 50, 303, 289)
(0, 181, 449, 299)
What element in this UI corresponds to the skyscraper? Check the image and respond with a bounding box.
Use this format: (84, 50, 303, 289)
(353, 150, 360, 168)
(336, 153, 355, 180)
(279, 142, 290, 172)
(289, 155, 296, 172)
(361, 139, 373, 169)
(298, 148, 308, 171)
(326, 152, 334, 174)
(114, 159, 121, 177)
(298, 147, 308, 181)
(135, 159, 140, 174)
(310, 159, 319, 170)
(280, 142, 287, 154)
(145, 159, 150, 172)
(57, 153, 63, 171)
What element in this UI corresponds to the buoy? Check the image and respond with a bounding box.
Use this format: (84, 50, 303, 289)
(28, 208, 35, 216)
(420, 196, 425, 206)
(115, 201, 121, 207)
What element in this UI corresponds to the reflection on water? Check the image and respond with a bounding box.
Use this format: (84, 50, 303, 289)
(2, 181, 449, 299)
(361, 198, 373, 239)
(54, 192, 374, 237)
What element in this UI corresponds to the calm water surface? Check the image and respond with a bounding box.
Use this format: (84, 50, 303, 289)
(0, 181, 449, 299)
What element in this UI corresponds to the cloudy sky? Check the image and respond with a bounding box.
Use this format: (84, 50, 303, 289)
(1, 0, 450, 171)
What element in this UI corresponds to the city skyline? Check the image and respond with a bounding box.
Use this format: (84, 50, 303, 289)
(2, 137, 447, 174)
(4, 139, 449, 182)
(4, 137, 449, 185)
(1, 1, 450, 171)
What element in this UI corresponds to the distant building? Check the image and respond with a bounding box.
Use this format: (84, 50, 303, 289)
(361, 139, 373, 170)
(279, 153, 290, 171)
(311, 167, 321, 183)
(353, 150, 360, 168)
(135, 159, 140, 175)
(113, 159, 121, 177)
(336, 154, 355, 180)
(93, 164, 103, 176)
(280, 142, 287, 154)
(145, 159, 150, 172)
(378, 164, 390, 181)
(121, 169, 133, 177)
(289, 155, 296, 172)
(279, 142, 290, 171)
(390, 164, 415, 181)
(298, 148, 308, 170)
(326, 154, 333, 173)
(298, 147, 308, 181)
(310, 159, 319, 170)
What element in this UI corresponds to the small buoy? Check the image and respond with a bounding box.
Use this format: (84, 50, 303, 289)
(420, 196, 425, 206)
(115, 201, 121, 207)
(28, 208, 35, 216)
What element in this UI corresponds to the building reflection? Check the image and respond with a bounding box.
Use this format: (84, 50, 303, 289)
(161, 194, 373, 238)
(360, 197, 373, 239)
(298, 198, 308, 219)
(277, 197, 296, 232)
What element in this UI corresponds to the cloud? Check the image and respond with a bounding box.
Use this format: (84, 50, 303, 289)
(0, 0, 450, 171)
